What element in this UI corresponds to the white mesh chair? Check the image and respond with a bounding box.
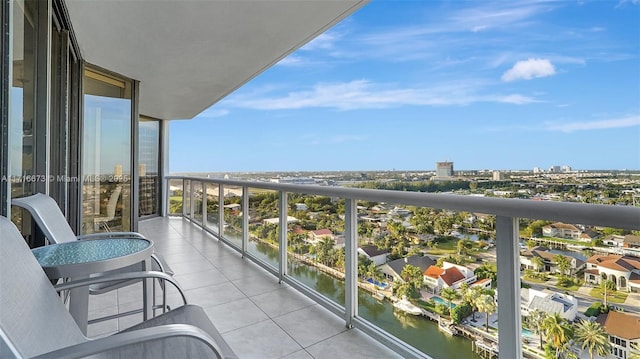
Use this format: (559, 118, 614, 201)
(12, 193, 174, 314)
(0, 216, 237, 359)
(93, 185, 122, 232)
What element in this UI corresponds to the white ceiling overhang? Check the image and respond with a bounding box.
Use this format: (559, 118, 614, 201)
(65, 0, 368, 120)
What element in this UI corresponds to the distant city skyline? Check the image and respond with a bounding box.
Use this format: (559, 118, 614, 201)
(170, 0, 640, 173)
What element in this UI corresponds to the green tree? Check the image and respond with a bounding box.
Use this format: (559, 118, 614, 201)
(474, 263, 497, 285)
(528, 309, 547, 350)
(440, 287, 460, 316)
(574, 319, 610, 359)
(461, 285, 483, 321)
(542, 313, 572, 356)
(400, 264, 423, 286)
(475, 294, 496, 332)
(450, 302, 472, 324)
(555, 254, 571, 277)
(532, 256, 545, 273)
(600, 279, 616, 307)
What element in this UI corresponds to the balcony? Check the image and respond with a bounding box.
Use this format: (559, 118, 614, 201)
(88, 175, 639, 359)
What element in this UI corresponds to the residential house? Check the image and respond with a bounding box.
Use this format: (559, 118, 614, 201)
(423, 261, 477, 292)
(624, 235, 640, 249)
(596, 311, 640, 359)
(308, 229, 334, 245)
(520, 246, 585, 274)
(263, 216, 299, 225)
(603, 235, 627, 248)
(521, 288, 578, 321)
(379, 255, 436, 283)
(542, 222, 582, 240)
(584, 254, 640, 293)
(358, 245, 389, 266)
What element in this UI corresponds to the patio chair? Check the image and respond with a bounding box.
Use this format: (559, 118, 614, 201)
(0, 216, 238, 359)
(12, 193, 173, 314)
(93, 185, 122, 232)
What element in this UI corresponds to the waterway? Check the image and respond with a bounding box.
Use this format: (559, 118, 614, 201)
(247, 240, 477, 359)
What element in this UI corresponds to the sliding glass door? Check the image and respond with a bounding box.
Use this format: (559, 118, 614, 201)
(82, 69, 133, 233)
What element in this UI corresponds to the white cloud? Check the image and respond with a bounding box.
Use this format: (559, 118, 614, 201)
(198, 108, 229, 118)
(225, 80, 537, 111)
(545, 115, 640, 132)
(501, 58, 557, 82)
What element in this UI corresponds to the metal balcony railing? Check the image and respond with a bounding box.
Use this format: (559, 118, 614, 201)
(164, 175, 640, 359)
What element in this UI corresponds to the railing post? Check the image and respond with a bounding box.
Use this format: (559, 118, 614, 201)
(242, 186, 249, 256)
(202, 181, 207, 229)
(344, 198, 357, 328)
(496, 215, 522, 359)
(278, 191, 288, 283)
(218, 184, 224, 236)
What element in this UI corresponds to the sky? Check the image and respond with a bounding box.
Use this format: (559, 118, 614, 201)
(170, 0, 640, 173)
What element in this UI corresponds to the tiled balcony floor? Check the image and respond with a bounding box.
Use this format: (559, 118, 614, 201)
(87, 217, 402, 359)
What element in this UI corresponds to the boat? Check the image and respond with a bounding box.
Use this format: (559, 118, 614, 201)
(373, 291, 385, 301)
(438, 319, 458, 335)
(393, 296, 423, 315)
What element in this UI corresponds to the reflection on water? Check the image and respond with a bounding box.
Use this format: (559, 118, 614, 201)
(247, 239, 477, 358)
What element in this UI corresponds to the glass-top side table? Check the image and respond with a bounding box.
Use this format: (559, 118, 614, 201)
(32, 238, 154, 335)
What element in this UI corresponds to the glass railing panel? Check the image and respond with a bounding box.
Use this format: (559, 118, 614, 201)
(192, 180, 203, 225)
(222, 185, 243, 248)
(247, 187, 279, 269)
(183, 180, 191, 218)
(354, 202, 477, 358)
(168, 178, 183, 215)
(205, 183, 220, 234)
(287, 193, 346, 308)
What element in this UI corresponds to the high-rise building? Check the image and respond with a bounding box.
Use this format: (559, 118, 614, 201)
(493, 171, 504, 181)
(435, 161, 454, 178)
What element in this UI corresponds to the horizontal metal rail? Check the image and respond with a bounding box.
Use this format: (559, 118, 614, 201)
(167, 175, 640, 230)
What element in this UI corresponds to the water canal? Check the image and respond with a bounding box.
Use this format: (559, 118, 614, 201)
(248, 240, 477, 358)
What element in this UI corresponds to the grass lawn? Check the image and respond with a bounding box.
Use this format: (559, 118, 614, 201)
(589, 288, 628, 303)
(523, 275, 549, 283)
(425, 238, 458, 255)
(555, 278, 582, 291)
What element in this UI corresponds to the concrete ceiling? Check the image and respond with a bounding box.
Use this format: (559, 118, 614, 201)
(65, 0, 368, 120)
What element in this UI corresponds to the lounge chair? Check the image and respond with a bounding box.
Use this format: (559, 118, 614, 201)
(12, 193, 174, 317)
(0, 216, 238, 359)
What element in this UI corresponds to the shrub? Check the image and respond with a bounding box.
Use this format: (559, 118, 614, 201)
(451, 302, 472, 324)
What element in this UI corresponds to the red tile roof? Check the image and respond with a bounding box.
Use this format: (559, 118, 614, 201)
(440, 267, 466, 286)
(600, 311, 640, 340)
(587, 255, 640, 272)
(424, 265, 444, 279)
(312, 229, 333, 236)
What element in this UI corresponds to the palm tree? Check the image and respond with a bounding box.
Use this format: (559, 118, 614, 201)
(531, 255, 545, 273)
(542, 313, 572, 357)
(555, 254, 571, 277)
(440, 287, 460, 316)
(475, 294, 496, 332)
(462, 285, 483, 321)
(574, 320, 610, 359)
(528, 309, 547, 350)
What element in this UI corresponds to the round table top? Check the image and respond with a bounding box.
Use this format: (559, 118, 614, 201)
(31, 238, 154, 279)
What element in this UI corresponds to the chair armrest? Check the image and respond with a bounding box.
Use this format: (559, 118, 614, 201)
(31, 324, 224, 359)
(77, 231, 147, 240)
(54, 271, 187, 305)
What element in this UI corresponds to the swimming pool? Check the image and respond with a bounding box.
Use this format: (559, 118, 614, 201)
(366, 278, 388, 289)
(432, 296, 457, 308)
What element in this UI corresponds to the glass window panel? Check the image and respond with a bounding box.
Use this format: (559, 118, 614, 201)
(138, 118, 159, 216)
(9, 0, 38, 241)
(81, 69, 132, 234)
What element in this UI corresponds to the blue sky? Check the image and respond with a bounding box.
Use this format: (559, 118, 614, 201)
(170, 0, 640, 172)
